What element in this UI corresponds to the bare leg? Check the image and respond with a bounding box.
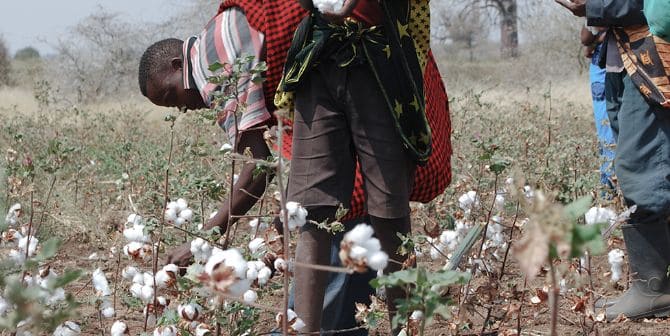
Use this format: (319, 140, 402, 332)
(294, 207, 336, 332)
(370, 215, 412, 334)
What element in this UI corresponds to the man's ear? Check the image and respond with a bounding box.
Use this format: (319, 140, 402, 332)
(171, 57, 183, 71)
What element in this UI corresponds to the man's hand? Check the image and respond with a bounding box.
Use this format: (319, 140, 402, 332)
(555, 0, 587, 17)
(165, 242, 194, 270)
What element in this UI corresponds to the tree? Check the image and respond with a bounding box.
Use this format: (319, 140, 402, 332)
(14, 47, 40, 61)
(0, 36, 10, 86)
(483, 0, 519, 58)
(444, 7, 489, 61)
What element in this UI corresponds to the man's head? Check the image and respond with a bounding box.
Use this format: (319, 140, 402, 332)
(138, 38, 207, 111)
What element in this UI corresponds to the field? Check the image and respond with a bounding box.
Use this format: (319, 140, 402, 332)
(1, 46, 668, 336)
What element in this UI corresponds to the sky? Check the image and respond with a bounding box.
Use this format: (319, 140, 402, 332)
(0, 0, 190, 55)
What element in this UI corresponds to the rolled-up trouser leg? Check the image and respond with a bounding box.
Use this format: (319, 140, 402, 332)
(613, 74, 670, 224)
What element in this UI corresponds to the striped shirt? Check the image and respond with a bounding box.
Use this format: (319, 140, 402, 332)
(183, 7, 269, 144)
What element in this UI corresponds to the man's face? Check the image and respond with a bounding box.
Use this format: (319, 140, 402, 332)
(145, 58, 207, 111)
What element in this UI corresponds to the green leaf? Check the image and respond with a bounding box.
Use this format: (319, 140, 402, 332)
(48, 269, 82, 290)
(563, 196, 592, 222)
(570, 223, 605, 258)
(35, 238, 61, 261)
(208, 62, 224, 72)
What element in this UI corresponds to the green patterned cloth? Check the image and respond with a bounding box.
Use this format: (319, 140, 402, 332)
(277, 1, 432, 164)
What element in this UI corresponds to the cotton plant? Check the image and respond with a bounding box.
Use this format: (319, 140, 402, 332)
(122, 214, 153, 261)
(165, 198, 194, 227)
(608, 249, 625, 282)
(339, 224, 389, 272)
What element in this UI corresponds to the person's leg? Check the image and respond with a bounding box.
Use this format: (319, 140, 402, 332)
(342, 62, 416, 332)
(590, 63, 616, 189)
(288, 60, 357, 332)
(604, 73, 670, 320)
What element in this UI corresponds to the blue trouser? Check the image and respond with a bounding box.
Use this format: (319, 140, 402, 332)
(278, 218, 376, 335)
(589, 63, 616, 187)
(605, 71, 670, 223)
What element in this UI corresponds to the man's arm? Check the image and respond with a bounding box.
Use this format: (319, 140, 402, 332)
(556, 0, 645, 26)
(585, 0, 645, 27)
(166, 126, 273, 267)
(205, 127, 273, 232)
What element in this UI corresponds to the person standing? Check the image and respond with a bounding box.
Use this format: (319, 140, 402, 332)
(282, 0, 434, 332)
(557, 0, 670, 321)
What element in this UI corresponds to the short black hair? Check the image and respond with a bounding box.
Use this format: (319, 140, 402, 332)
(138, 38, 183, 97)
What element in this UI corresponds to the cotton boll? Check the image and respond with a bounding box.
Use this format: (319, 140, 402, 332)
(0, 296, 9, 315)
(367, 251, 389, 271)
(439, 230, 460, 251)
(410, 310, 424, 321)
(243, 290, 258, 303)
(93, 268, 112, 296)
(47, 288, 66, 305)
(178, 303, 201, 321)
(163, 264, 179, 275)
(608, 249, 625, 282)
(585, 207, 617, 226)
(283, 202, 308, 230)
(143, 273, 155, 287)
(175, 217, 186, 227)
(53, 321, 81, 336)
(246, 267, 259, 281)
(248, 238, 266, 254)
(5, 203, 21, 227)
(292, 318, 306, 332)
(164, 208, 178, 224)
(274, 257, 287, 273)
(458, 191, 479, 213)
(140, 285, 155, 303)
(153, 326, 178, 336)
(9, 249, 25, 265)
(127, 213, 141, 226)
(129, 283, 143, 298)
(176, 199, 188, 212)
(195, 324, 212, 336)
(344, 224, 375, 244)
(257, 267, 272, 285)
(180, 209, 194, 222)
(205, 248, 248, 279)
(123, 225, 147, 243)
(313, 0, 344, 13)
(523, 185, 534, 199)
(110, 321, 128, 336)
(360, 238, 381, 253)
(18, 236, 38, 257)
(495, 193, 505, 211)
(155, 270, 172, 288)
(349, 246, 369, 260)
(101, 298, 115, 318)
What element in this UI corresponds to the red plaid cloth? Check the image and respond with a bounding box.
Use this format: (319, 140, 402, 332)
(218, 1, 452, 220)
